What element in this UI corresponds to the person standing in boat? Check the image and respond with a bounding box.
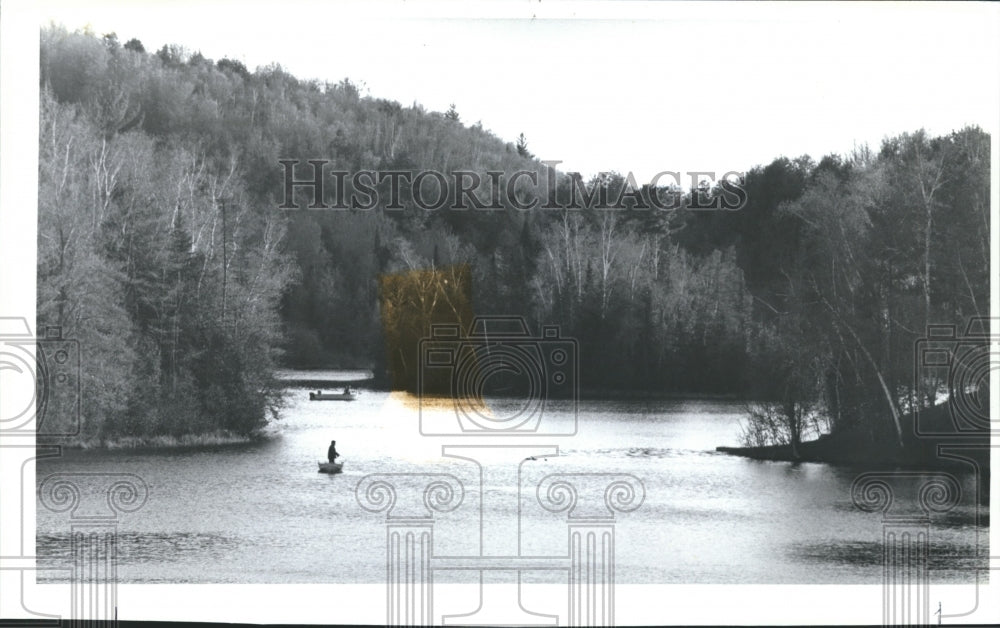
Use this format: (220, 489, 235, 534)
(327, 440, 340, 463)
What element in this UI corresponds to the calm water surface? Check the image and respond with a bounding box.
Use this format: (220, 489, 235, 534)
(37, 380, 987, 584)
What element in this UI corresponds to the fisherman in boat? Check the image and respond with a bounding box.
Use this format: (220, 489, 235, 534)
(327, 440, 340, 463)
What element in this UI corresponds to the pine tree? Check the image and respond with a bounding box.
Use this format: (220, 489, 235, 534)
(516, 133, 532, 158)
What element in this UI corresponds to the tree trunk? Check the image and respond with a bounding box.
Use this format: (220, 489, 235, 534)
(818, 291, 905, 448)
(786, 399, 801, 459)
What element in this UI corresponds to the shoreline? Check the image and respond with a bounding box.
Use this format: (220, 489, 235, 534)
(331, 384, 740, 402)
(715, 404, 992, 476)
(57, 430, 272, 451)
(278, 369, 740, 401)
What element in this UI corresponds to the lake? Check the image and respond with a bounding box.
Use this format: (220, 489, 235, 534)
(36, 380, 987, 584)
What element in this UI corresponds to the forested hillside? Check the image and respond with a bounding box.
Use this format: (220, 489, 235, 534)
(38, 26, 989, 449)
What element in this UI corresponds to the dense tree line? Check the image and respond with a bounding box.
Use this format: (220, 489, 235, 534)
(38, 27, 988, 451)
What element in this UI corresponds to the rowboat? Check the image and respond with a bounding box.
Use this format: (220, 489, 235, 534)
(309, 391, 356, 401)
(318, 461, 344, 474)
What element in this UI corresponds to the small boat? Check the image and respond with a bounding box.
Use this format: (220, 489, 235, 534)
(309, 391, 356, 401)
(318, 461, 344, 474)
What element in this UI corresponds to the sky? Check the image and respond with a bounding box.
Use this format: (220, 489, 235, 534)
(32, 0, 1000, 181)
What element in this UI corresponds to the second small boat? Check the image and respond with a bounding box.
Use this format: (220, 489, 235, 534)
(309, 390, 356, 401)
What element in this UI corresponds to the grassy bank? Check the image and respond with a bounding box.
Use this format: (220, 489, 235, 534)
(69, 430, 271, 450)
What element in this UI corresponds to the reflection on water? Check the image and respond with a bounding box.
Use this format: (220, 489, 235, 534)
(789, 539, 984, 575)
(36, 386, 988, 584)
(39, 532, 241, 563)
